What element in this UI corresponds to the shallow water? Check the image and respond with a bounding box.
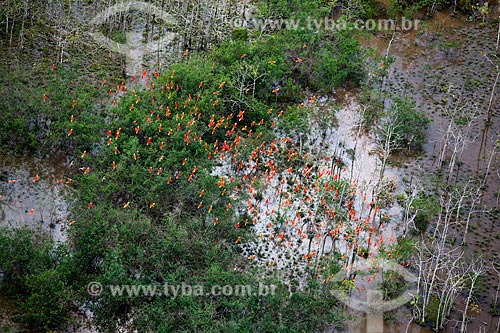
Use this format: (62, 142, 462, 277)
(0, 153, 72, 243)
(358, 10, 500, 333)
(1, 8, 499, 333)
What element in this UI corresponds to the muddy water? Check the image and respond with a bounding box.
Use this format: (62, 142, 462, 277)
(0, 154, 98, 333)
(359, 10, 500, 333)
(322, 93, 433, 333)
(0, 153, 79, 331)
(0, 153, 73, 242)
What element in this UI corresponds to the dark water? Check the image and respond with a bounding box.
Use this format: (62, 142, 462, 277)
(359, 10, 500, 333)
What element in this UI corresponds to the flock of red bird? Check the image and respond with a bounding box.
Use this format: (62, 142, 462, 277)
(1, 61, 405, 289)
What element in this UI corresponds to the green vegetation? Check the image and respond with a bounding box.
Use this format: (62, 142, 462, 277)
(0, 0, 367, 331)
(0, 229, 74, 330)
(412, 193, 440, 233)
(0, 65, 104, 155)
(388, 0, 475, 17)
(361, 53, 431, 153)
(3, 0, 493, 332)
(383, 97, 432, 152)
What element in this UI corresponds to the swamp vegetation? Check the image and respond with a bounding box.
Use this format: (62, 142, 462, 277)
(0, 0, 499, 332)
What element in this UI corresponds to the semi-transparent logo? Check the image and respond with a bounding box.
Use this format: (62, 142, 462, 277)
(89, 1, 177, 75)
(330, 257, 417, 330)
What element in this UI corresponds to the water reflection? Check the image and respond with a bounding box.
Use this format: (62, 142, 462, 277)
(0, 154, 72, 243)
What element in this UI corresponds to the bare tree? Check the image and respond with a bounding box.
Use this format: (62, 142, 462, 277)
(413, 237, 470, 331)
(226, 62, 266, 111)
(374, 104, 403, 185)
(435, 98, 479, 184)
(460, 259, 486, 333)
(401, 182, 421, 238)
